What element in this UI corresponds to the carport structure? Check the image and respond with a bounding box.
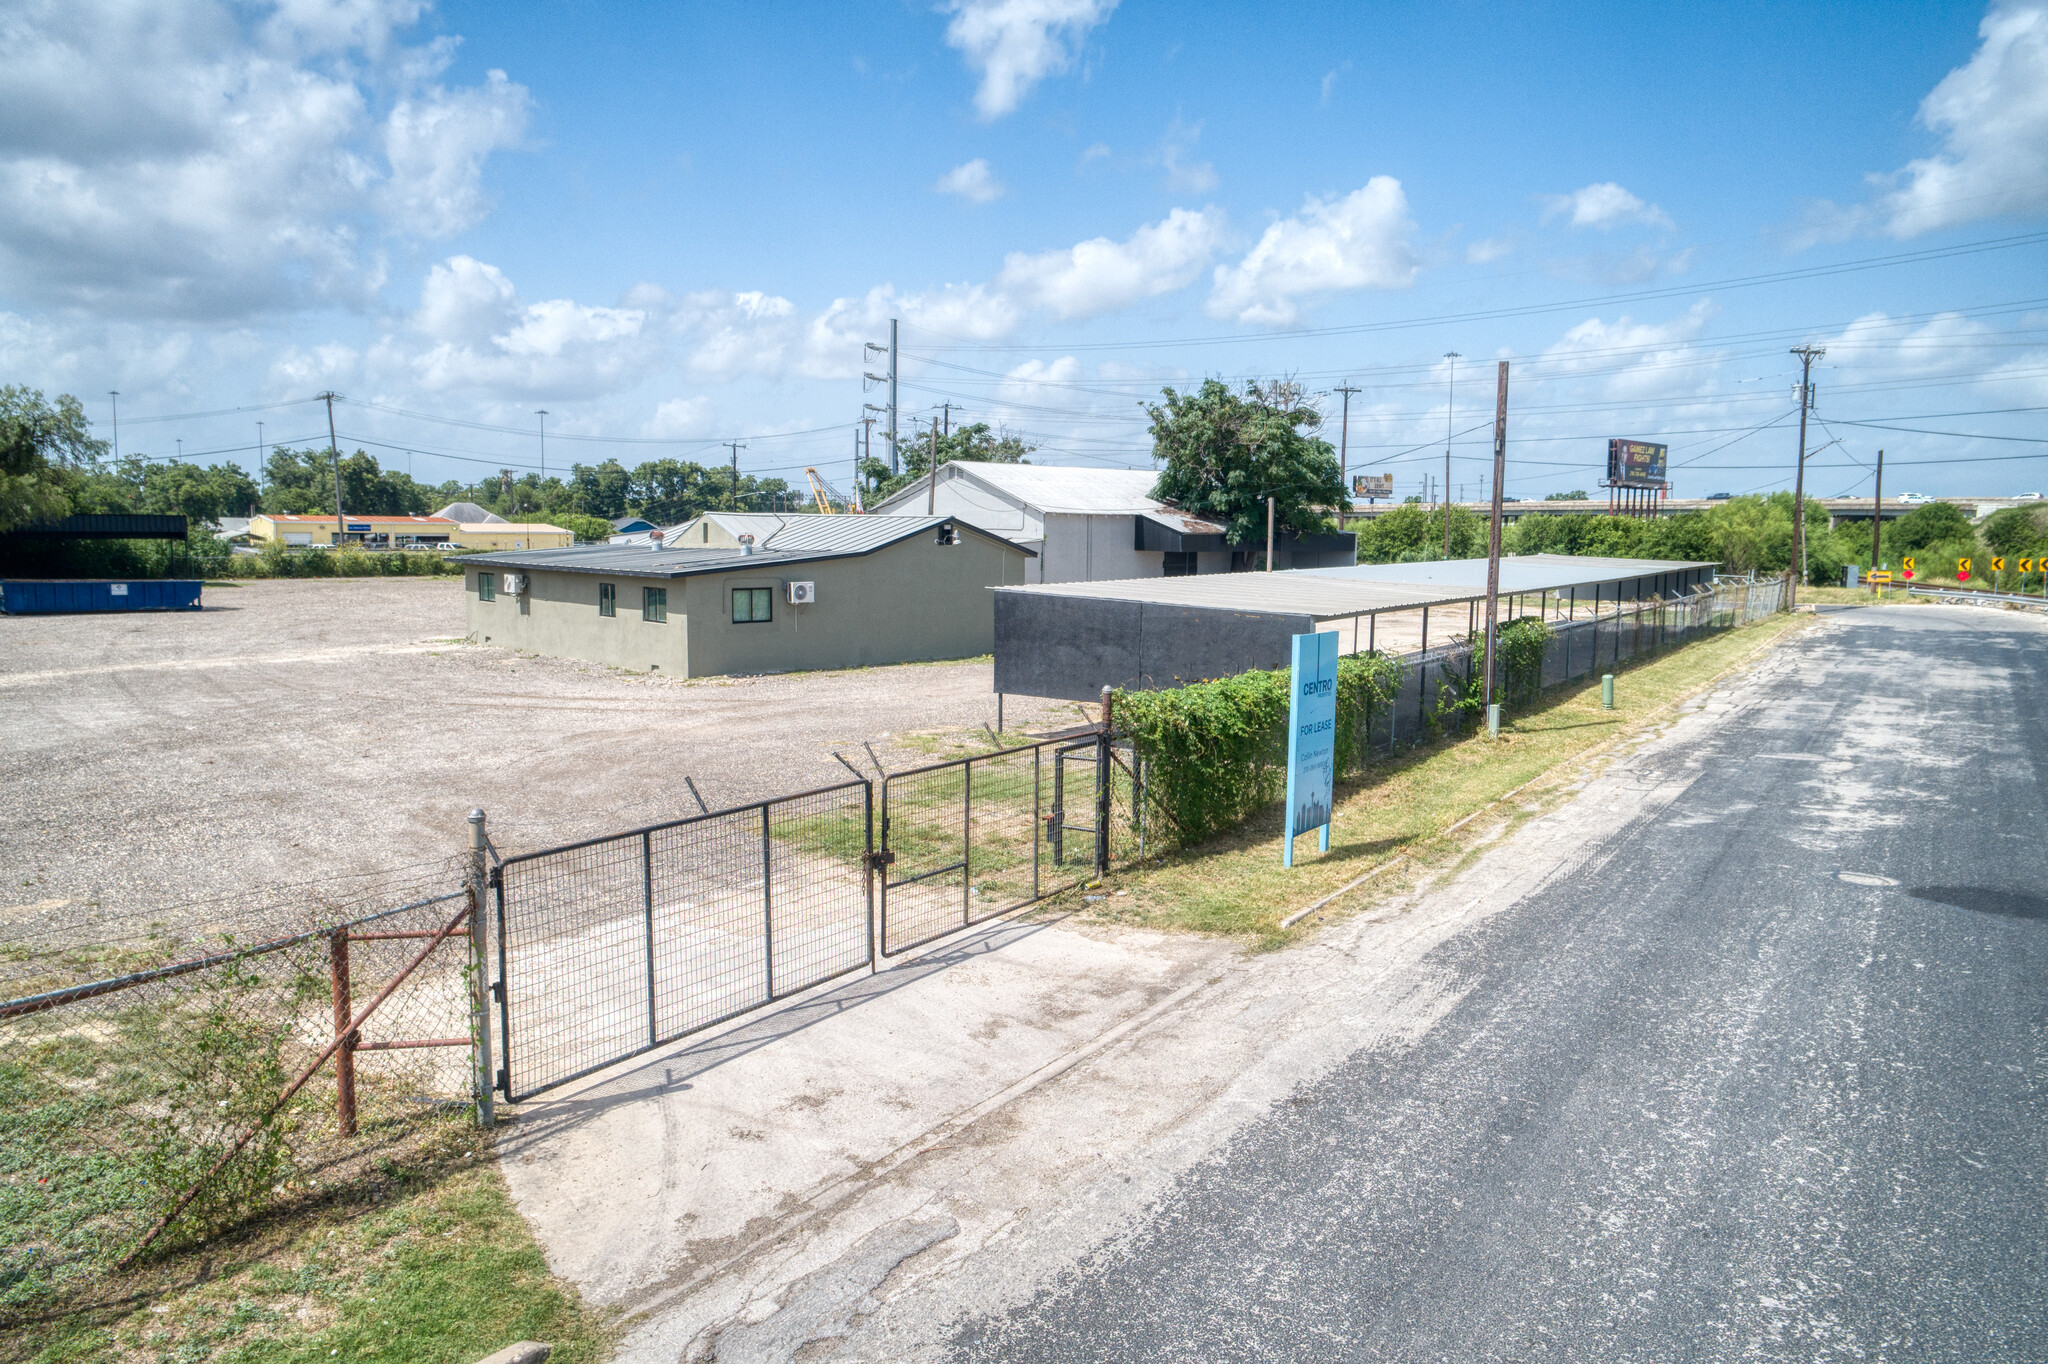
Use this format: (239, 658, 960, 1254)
(993, 553, 1718, 703)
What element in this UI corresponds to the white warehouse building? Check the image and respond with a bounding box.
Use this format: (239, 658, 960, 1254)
(871, 463, 1355, 584)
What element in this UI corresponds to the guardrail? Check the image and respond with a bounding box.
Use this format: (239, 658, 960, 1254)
(1908, 586, 2048, 611)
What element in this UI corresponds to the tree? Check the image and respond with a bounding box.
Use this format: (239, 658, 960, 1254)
(552, 512, 616, 542)
(1544, 490, 1590, 501)
(127, 458, 260, 523)
(1354, 503, 1489, 562)
(1982, 505, 2047, 558)
(570, 460, 633, 520)
(1889, 500, 1975, 552)
(0, 387, 106, 531)
(1146, 379, 1346, 547)
(859, 421, 1033, 503)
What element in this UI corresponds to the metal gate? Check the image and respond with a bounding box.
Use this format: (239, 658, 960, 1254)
(491, 779, 872, 1101)
(878, 734, 1112, 956)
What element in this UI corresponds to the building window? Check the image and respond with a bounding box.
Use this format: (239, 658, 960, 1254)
(643, 586, 667, 622)
(732, 587, 772, 623)
(477, 572, 495, 602)
(598, 582, 616, 617)
(1162, 551, 1198, 577)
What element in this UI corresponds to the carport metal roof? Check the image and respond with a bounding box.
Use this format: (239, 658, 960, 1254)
(993, 553, 1717, 622)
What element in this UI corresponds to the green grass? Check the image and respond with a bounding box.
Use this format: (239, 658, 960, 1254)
(7, 1119, 610, 1364)
(1078, 610, 1811, 949)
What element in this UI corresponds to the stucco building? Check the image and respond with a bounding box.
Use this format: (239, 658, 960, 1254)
(457, 513, 1032, 677)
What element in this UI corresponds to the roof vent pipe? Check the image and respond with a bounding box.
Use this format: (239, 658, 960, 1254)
(650, 529, 664, 552)
(738, 534, 755, 557)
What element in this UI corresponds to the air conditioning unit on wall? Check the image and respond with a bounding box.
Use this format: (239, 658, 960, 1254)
(786, 581, 816, 605)
(500, 573, 526, 595)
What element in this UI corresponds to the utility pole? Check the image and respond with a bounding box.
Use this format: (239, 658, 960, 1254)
(724, 440, 747, 508)
(319, 391, 343, 545)
(1443, 353, 1461, 560)
(1789, 345, 1825, 609)
(927, 419, 940, 514)
(1482, 361, 1509, 711)
(1266, 496, 1275, 572)
(536, 410, 549, 484)
(1871, 448, 1884, 575)
(1334, 383, 1360, 509)
(939, 401, 954, 439)
(256, 421, 264, 490)
(863, 322, 900, 474)
(108, 391, 119, 465)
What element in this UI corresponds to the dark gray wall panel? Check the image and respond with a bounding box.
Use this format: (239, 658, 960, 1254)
(994, 594, 1314, 701)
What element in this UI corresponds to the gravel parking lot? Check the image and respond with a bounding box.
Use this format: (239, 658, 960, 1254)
(0, 578, 1078, 955)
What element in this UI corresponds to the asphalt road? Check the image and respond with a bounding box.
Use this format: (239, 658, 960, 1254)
(944, 607, 2048, 1363)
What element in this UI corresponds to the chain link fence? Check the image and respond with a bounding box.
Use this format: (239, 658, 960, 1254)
(0, 858, 477, 1319)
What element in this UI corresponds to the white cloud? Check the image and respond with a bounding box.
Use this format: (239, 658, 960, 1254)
(1466, 237, 1513, 264)
(996, 356, 1082, 406)
(997, 207, 1225, 319)
(943, 0, 1117, 120)
(1155, 116, 1216, 192)
(0, 0, 527, 320)
(1540, 300, 1719, 401)
(1208, 178, 1419, 326)
(646, 396, 711, 438)
(934, 158, 1005, 203)
(1863, 2, 2048, 236)
(379, 68, 529, 237)
(398, 256, 651, 398)
(1320, 62, 1350, 107)
(1538, 182, 1673, 231)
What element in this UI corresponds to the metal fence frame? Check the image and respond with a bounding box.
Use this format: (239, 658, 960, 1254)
(875, 733, 1116, 958)
(491, 778, 874, 1102)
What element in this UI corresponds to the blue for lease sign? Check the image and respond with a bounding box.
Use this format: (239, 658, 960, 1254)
(1284, 630, 1339, 867)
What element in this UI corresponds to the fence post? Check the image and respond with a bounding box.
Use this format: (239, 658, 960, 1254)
(643, 830, 657, 1045)
(761, 805, 775, 1001)
(1095, 686, 1113, 876)
(330, 927, 357, 1138)
(466, 808, 495, 1131)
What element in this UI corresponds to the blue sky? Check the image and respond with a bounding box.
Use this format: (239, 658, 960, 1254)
(3, 0, 2045, 501)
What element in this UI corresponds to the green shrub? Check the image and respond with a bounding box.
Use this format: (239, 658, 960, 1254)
(1116, 650, 1404, 845)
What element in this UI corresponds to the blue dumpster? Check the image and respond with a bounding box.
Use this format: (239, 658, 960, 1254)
(0, 580, 203, 614)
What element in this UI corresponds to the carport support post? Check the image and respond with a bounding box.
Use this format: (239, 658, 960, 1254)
(1095, 686, 1114, 876)
(466, 809, 495, 1130)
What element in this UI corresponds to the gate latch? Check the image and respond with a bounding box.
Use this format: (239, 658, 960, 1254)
(865, 849, 896, 870)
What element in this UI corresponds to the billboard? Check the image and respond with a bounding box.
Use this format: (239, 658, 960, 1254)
(1607, 439, 1668, 488)
(1352, 473, 1395, 500)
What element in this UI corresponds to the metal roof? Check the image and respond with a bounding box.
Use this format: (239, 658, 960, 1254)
(873, 463, 1166, 516)
(434, 502, 505, 523)
(1304, 554, 1719, 594)
(995, 554, 1716, 621)
(459, 514, 1030, 578)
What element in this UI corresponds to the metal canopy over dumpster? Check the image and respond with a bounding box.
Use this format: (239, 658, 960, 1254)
(4, 514, 190, 540)
(993, 554, 1718, 702)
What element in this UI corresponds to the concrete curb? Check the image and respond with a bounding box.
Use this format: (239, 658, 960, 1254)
(472, 1343, 550, 1364)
